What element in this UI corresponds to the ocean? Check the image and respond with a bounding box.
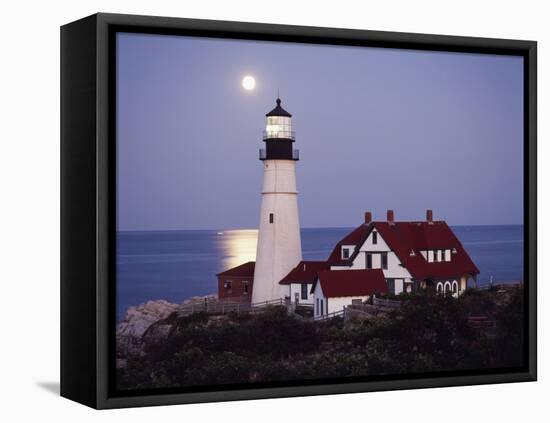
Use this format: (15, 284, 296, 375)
(116, 225, 524, 321)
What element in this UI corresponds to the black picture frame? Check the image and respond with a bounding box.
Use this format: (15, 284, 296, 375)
(61, 12, 537, 409)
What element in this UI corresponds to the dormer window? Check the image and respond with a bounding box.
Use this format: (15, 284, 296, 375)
(444, 249, 451, 262)
(342, 248, 350, 259)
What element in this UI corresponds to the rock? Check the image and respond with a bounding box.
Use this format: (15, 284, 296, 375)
(116, 300, 178, 357)
(181, 294, 218, 305)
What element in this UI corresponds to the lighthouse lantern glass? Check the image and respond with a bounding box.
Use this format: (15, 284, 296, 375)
(265, 116, 293, 139)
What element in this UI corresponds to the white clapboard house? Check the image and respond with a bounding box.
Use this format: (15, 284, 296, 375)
(279, 210, 480, 318)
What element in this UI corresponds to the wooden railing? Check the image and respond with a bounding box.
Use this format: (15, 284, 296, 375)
(250, 298, 284, 308)
(177, 298, 284, 317)
(372, 296, 401, 310)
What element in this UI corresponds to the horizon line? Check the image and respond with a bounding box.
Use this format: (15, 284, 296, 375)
(117, 223, 525, 233)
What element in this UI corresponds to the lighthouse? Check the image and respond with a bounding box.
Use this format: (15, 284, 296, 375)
(252, 98, 303, 304)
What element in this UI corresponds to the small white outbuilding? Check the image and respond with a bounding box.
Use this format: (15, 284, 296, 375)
(311, 269, 387, 318)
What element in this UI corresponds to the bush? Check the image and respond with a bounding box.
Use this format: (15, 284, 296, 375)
(117, 289, 525, 390)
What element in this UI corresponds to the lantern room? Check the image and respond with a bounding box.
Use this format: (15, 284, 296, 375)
(264, 98, 294, 140)
(260, 98, 299, 161)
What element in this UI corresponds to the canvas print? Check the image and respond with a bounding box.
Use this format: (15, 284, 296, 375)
(115, 33, 525, 392)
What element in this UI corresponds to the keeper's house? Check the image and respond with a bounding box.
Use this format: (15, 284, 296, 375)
(324, 209, 480, 297)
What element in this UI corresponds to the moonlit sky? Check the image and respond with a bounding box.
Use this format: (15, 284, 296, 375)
(116, 33, 524, 231)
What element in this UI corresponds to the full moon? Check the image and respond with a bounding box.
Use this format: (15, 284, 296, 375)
(242, 75, 256, 91)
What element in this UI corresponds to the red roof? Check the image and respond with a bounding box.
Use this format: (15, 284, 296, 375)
(328, 221, 479, 280)
(279, 261, 329, 285)
(313, 269, 387, 298)
(216, 261, 255, 277)
(327, 224, 370, 265)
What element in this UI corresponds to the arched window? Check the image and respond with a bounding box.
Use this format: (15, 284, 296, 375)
(444, 281, 451, 296)
(452, 281, 458, 293)
(436, 282, 443, 295)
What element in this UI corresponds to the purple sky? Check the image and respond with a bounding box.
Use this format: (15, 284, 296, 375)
(116, 33, 524, 231)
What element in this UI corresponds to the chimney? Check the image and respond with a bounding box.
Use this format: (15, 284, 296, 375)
(387, 209, 394, 223)
(364, 211, 372, 225)
(426, 209, 433, 223)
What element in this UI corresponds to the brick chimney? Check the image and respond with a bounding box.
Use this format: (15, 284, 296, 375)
(426, 209, 433, 223)
(364, 211, 372, 225)
(387, 209, 394, 223)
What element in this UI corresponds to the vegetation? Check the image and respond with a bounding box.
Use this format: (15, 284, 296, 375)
(117, 287, 525, 390)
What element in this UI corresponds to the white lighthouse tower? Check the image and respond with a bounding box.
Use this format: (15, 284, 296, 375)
(252, 98, 302, 304)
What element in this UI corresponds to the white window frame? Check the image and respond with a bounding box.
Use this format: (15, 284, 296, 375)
(342, 248, 350, 259)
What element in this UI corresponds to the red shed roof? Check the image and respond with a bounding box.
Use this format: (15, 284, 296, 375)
(216, 261, 255, 277)
(328, 220, 479, 280)
(313, 269, 387, 298)
(279, 261, 329, 285)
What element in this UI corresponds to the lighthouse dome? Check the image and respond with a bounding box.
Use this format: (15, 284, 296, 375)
(266, 98, 292, 118)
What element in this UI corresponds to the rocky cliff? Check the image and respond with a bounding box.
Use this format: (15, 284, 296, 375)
(116, 300, 178, 359)
(116, 295, 218, 361)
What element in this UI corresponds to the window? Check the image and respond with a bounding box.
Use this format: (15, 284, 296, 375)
(387, 279, 395, 295)
(372, 231, 378, 244)
(437, 250, 442, 262)
(316, 298, 319, 315)
(351, 298, 362, 305)
(428, 250, 434, 262)
(444, 249, 451, 262)
(301, 283, 308, 300)
(269, 213, 274, 224)
(224, 280, 232, 293)
(381, 252, 388, 269)
(366, 253, 372, 269)
(342, 248, 350, 259)
(243, 281, 249, 294)
(320, 299, 324, 315)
